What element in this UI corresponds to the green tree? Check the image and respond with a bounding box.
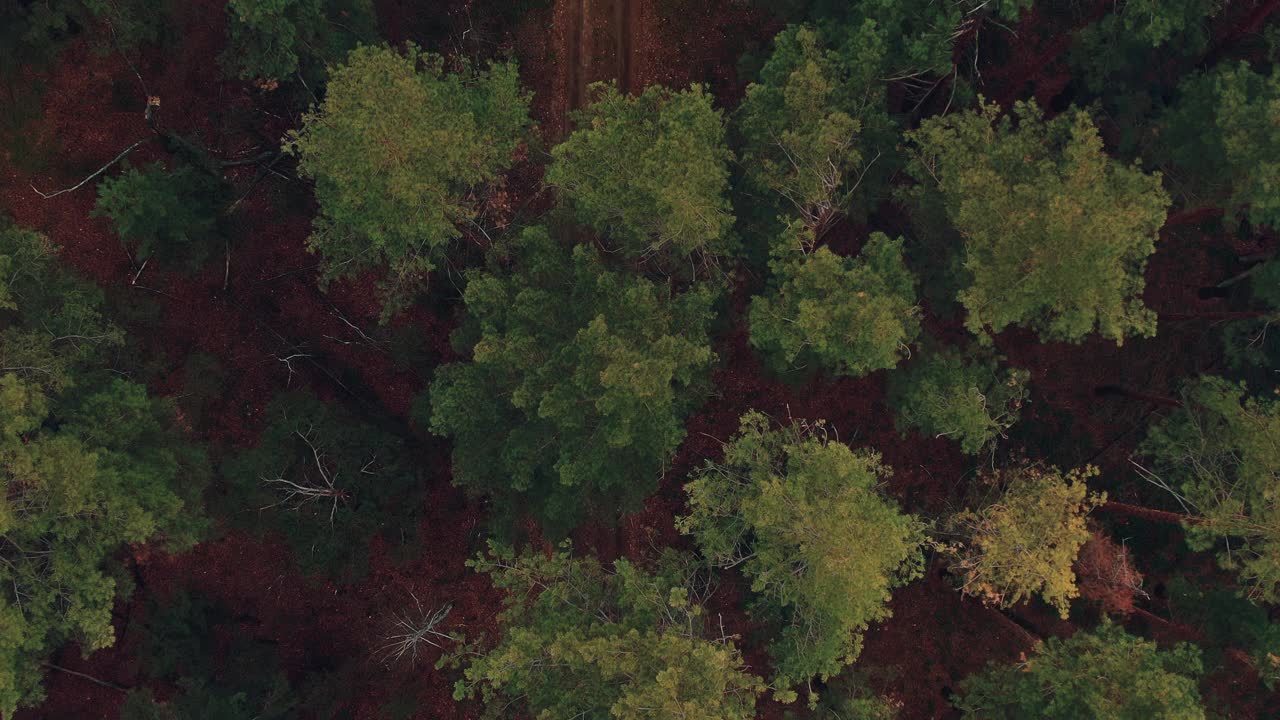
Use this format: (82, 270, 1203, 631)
(93, 162, 225, 268)
(222, 0, 377, 85)
(679, 411, 926, 699)
(887, 345, 1029, 455)
(547, 83, 735, 260)
(285, 44, 531, 318)
(428, 226, 716, 535)
(220, 390, 421, 579)
(1139, 376, 1280, 601)
(747, 0, 1032, 78)
(1159, 62, 1280, 230)
(0, 221, 207, 716)
(750, 226, 920, 377)
(904, 100, 1169, 344)
(954, 623, 1205, 719)
(454, 544, 765, 720)
(735, 22, 894, 231)
(946, 464, 1104, 618)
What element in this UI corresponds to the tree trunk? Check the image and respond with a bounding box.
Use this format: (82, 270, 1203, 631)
(1093, 385, 1183, 408)
(1099, 501, 1194, 526)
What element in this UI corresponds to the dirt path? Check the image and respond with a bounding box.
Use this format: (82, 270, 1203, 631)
(546, 0, 640, 139)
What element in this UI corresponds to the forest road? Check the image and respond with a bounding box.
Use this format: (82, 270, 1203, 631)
(554, 0, 640, 138)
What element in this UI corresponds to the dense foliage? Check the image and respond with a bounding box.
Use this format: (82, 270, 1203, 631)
(680, 412, 925, 698)
(455, 544, 765, 719)
(547, 83, 735, 261)
(93, 162, 224, 268)
(947, 464, 1104, 617)
(1140, 376, 1280, 601)
(887, 345, 1029, 455)
(750, 228, 919, 377)
(735, 22, 894, 230)
(286, 43, 531, 318)
(428, 226, 716, 535)
(0, 221, 206, 715)
(222, 0, 377, 85)
(955, 623, 1206, 718)
(905, 100, 1170, 344)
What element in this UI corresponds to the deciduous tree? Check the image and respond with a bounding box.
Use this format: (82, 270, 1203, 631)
(954, 622, 1205, 719)
(93, 162, 225, 268)
(454, 544, 765, 720)
(222, 0, 376, 85)
(1139, 376, 1280, 601)
(887, 344, 1029, 455)
(679, 411, 926, 700)
(750, 226, 920, 377)
(286, 44, 531, 318)
(946, 464, 1104, 618)
(0, 221, 207, 716)
(547, 83, 735, 261)
(904, 100, 1169, 344)
(1159, 62, 1280, 230)
(735, 22, 894, 232)
(428, 226, 716, 535)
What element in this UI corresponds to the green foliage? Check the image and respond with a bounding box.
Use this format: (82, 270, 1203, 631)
(1139, 376, 1280, 601)
(429, 227, 715, 536)
(955, 622, 1205, 719)
(286, 44, 531, 318)
(0, 221, 207, 717)
(223, 0, 377, 84)
(455, 544, 765, 720)
(93, 162, 224, 267)
(750, 227, 919, 377)
(905, 100, 1169, 344)
(220, 390, 420, 579)
(679, 411, 926, 698)
(947, 464, 1104, 618)
(1160, 62, 1280, 230)
(547, 83, 734, 260)
(735, 22, 894, 229)
(751, 0, 1031, 77)
(887, 345, 1029, 455)
(1072, 1, 1220, 92)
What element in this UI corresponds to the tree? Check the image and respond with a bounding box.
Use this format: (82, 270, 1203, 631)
(285, 44, 531, 318)
(546, 83, 735, 261)
(220, 390, 421, 579)
(887, 344, 1029, 455)
(750, 226, 920, 377)
(0, 220, 208, 716)
(747, 0, 1032, 78)
(946, 464, 1104, 618)
(1138, 376, 1280, 601)
(735, 22, 894, 232)
(954, 622, 1205, 719)
(454, 543, 765, 720)
(1159, 62, 1280, 230)
(222, 0, 377, 86)
(678, 411, 926, 699)
(427, 226, 716, 536)
(904, 100, 1169, 344)
(93, 162, 225, 268)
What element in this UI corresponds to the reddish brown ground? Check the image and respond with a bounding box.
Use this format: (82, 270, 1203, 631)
(5, 1, 1280, 719)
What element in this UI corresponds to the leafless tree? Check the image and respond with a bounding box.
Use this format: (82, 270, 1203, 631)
(379, 593, 455, 667)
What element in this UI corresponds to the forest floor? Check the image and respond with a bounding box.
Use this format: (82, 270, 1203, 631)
(1, 0, 1278, 719)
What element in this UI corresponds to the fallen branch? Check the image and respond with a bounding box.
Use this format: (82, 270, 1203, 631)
(30, 138, 152, 199)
